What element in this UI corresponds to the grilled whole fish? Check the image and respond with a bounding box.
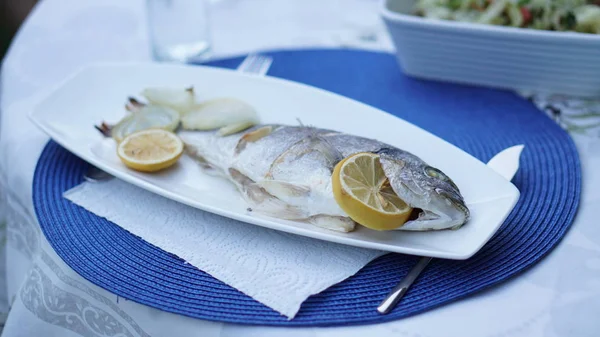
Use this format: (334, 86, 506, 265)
(179, 124, 469, 232)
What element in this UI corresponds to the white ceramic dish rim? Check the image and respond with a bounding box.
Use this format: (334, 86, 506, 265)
(380, 0, 600, 45)
(28, 61, 520, 260)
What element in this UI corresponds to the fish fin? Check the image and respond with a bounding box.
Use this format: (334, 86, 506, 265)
(253, 180, 311, 200)
(184, 145, 219, 172)
(227, 169, 353, 229)
(228, 168, 306, 219)
(307, 215, 356, 232)
(250, 198, 307, 220)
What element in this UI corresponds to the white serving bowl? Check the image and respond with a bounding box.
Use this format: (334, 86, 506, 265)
(380, 0, 600, 97)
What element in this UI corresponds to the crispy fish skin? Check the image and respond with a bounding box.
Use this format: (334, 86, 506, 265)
(179, 124, 469, 232)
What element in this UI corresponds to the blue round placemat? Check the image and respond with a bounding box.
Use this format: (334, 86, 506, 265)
(33, 49, 581, 326)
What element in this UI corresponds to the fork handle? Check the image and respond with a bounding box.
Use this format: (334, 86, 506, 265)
(377, 257, 433, 314)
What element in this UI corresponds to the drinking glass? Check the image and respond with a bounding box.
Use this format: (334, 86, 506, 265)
(146, 0, 211, 62)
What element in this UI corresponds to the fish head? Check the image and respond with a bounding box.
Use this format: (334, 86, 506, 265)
(376, 148, 470, 231)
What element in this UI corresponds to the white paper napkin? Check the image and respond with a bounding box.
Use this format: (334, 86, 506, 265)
(64, 179, 386, 319)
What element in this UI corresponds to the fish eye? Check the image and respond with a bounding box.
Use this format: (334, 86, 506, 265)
(425, 167, 447, 180)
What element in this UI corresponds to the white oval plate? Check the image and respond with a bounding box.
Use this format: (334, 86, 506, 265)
(29, 62, 519, 260)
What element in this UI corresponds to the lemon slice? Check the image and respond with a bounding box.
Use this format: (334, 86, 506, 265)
(117, 129, 184, 172)
(332, 152, 413, 231)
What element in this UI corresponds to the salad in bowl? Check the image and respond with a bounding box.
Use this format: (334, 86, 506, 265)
(414, 0, 600, 34)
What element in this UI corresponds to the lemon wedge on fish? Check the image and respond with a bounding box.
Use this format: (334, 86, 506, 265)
(117, 129, 183, 172)
(332, 152, 413, 231)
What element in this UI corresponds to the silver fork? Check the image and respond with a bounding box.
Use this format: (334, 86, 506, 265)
(83, 54, 274, 182)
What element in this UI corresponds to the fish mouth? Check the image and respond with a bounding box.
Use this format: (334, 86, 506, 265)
(435, 188, 470, 221)
(393, 185, 469, 231)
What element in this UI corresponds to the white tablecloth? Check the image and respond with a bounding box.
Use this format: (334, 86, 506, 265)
(1, 0, 600, 336)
